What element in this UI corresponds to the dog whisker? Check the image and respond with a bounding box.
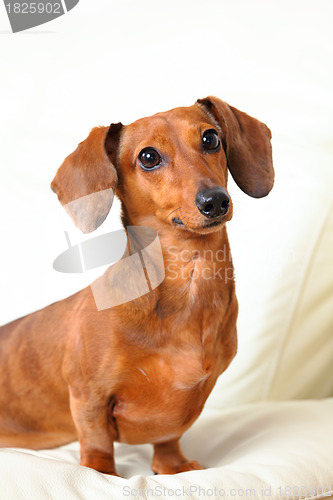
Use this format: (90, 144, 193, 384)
(167, 207, 182, 218)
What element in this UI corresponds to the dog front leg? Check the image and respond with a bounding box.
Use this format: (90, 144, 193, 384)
(152, 438, 204, 474)
(69, 390, 118, 475)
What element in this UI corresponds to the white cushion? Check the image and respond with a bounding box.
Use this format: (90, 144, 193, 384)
(1, 399, 332, 499)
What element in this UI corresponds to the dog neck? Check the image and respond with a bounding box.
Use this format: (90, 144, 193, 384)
(157, 221, 234, 301)
(126, 211, 234, 309)
(90, 211, 235, 325)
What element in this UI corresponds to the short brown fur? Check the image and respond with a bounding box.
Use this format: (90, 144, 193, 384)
(0, 97, 273, 475)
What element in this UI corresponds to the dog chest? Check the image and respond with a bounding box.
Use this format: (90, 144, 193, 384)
(111, 348, 213, 445)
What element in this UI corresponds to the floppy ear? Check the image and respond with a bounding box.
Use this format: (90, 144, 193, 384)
(197, 96, 274, 198)
(51, 123, 123, 233)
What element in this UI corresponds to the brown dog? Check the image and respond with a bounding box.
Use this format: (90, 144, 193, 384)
(0, 97, 273, 475)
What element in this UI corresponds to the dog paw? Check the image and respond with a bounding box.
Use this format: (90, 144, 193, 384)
(153, 460, 204, 475)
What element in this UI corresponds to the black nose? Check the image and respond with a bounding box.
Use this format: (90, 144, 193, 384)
(195, 187, 230, 218)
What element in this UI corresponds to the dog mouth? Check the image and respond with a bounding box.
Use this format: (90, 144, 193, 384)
(172, 217, 185, 226)
(203, 220, 223, 228)
(172, 217, 224, 233)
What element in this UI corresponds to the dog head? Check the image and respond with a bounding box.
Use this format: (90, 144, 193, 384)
(51, 97, 274, 235)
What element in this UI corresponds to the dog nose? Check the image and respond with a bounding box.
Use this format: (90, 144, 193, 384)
(195, 187, 230, 218)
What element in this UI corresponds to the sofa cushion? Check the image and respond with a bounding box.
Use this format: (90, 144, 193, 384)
(1, 399, 332, 499)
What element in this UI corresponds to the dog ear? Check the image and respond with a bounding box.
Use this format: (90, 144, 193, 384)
(197, 96, 274, 198)
(51, 123, 123, 233)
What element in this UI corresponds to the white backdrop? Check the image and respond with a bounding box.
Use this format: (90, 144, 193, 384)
(0, 0, 332, 326)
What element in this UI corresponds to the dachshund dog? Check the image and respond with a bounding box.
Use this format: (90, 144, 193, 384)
(0, 97, 274, 475)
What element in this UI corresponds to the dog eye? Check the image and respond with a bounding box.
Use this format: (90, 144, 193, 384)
(202, 129, 220, 151)
(138, 148, 161, 170)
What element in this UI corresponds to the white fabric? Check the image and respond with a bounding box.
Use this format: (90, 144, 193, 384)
(1, 400, 332, 499)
